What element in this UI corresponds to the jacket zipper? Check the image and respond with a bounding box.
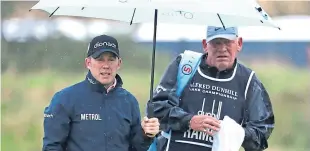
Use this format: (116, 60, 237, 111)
(102, 94, 107, 151)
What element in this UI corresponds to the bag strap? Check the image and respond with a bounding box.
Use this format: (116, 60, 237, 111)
(162, 50, 203, 136)
(176, 50, 204, 96)
(147, 50, 203, 151)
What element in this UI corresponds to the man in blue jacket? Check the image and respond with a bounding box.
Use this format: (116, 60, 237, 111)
(148, 26, 275, 151)
(43, 34, 160, 151)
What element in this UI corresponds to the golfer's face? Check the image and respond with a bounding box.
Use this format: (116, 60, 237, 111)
(87, 52, 121, 85)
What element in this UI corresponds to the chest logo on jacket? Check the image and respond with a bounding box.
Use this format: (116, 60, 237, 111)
(189, 82, 238, 100)
(80, 114, 102, 121)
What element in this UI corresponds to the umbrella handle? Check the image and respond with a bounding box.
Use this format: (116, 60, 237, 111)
(146, 102, 155, 136)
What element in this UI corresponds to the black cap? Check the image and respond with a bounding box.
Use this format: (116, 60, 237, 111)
(87, 34, 120, 59)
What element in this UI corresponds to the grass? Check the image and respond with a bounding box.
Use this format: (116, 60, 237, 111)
(1, 63, 310, 151)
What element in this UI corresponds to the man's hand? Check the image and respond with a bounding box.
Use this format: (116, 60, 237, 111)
(141, 117, 160, 138)
(189, 115, 221, 136)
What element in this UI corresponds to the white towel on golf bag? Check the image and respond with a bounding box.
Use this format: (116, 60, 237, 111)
(212, 116, 245, 151)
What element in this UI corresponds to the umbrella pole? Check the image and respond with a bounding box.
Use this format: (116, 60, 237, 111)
(49, 7, 60, 17)
(217, 13, 226, 30)
(147, 9, 158, 118)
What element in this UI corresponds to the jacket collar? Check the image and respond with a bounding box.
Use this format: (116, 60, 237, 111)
(85, 71, 123, 93)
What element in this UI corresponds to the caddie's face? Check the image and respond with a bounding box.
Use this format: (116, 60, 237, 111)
(85, 52, 121, 86)
(202, 37, 243, 71)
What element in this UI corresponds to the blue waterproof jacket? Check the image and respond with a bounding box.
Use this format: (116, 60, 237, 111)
(43, 71, 152, 151)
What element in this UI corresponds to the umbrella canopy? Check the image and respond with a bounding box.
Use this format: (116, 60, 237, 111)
(31, 0, 279, 28)
(30, 0, 280, 118)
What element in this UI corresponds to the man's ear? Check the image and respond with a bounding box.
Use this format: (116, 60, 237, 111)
(202, 39, 208, 53)
(117, 58, 122, 70)
(237, 37, 243, 52)
(85, 57, 91, 69)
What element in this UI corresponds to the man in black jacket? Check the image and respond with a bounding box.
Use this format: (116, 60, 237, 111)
(148, 26, 275, 151)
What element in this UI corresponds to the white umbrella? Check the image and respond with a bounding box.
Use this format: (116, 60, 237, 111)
(31, 0, 279, 27)
(29, 0, 280, 118)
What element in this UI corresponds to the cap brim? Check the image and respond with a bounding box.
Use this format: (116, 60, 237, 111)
(206, 34, 237, 42)
(91, 49, 119, 59)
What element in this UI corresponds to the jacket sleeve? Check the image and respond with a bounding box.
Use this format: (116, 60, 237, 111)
(129, 95, 153, 151)
(148, 55, 194, 132)
(242, 74, 275, 151)
(42, 91, 71, 151)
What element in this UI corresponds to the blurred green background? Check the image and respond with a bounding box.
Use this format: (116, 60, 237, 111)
(1, 1, 310, 151)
